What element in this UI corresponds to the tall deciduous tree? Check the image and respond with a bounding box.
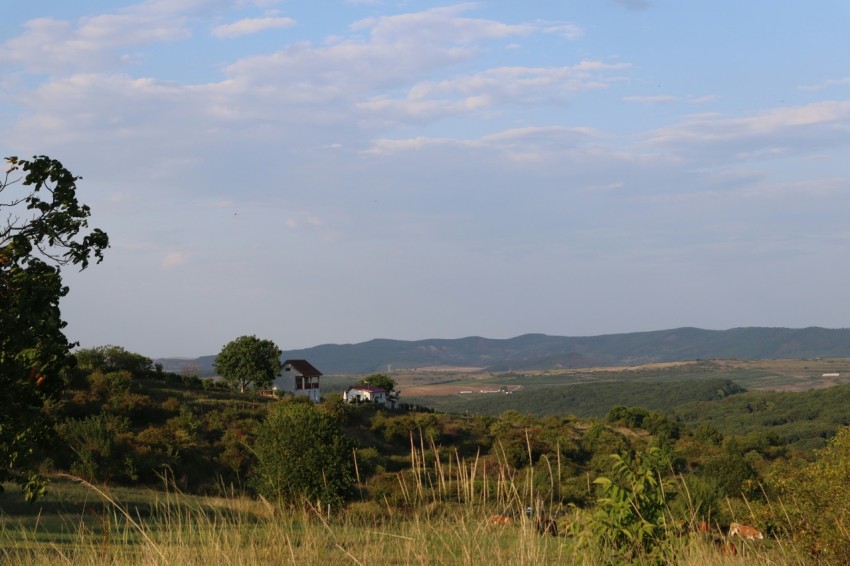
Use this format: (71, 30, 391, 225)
(213, 335, 282, 393)
(1, 155, 109, 499)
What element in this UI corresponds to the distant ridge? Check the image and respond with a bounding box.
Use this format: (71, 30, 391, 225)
(157, 327, 850, 376)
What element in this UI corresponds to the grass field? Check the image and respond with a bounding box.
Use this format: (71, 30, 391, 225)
(0, 473, 800, 565)
(0, 478, 582, 565)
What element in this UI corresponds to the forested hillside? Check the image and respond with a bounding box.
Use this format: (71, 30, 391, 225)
(161, 326, 850, 376)
(407, 379, 744, 419)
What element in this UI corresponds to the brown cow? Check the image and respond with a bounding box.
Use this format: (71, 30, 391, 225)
(490, 514, 514, 525)
(729, 522, 763, 540)
(535, 516, 559, 536)
(714, 540, 738, 555)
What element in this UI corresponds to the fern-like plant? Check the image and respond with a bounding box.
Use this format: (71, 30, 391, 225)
(585, 447, 674, 564)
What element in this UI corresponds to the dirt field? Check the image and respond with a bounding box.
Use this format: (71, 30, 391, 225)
(402, 383, 522, 397)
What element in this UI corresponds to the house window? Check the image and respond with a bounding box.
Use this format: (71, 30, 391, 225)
(295, 376, 303, 390)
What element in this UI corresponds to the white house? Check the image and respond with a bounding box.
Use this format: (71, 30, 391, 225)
(343, 385, 398, 408)
(270, 359, 322, 402)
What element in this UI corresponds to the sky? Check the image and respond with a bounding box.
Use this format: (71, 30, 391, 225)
(3, 1, 850, 358)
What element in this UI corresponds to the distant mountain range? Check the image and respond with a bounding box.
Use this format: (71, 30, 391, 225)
(156, 327, 850, 376)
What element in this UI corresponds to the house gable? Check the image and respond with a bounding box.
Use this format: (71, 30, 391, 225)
(271, 359, 323, 402)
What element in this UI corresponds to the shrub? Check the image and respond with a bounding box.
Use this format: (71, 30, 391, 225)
(58, 413, 132, 482)
(699, 453, 758, 499)
(252, 400, 355, 507)
(580, 447, 676, 564)
(771, 426, 850, 562)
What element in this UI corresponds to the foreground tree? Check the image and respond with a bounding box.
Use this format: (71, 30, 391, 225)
(213, 335, 282, 393)
(1, 155, 108, 499)
(253, 400, 355, 507)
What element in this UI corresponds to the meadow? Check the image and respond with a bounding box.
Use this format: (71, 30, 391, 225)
(1, 459, 802, 565)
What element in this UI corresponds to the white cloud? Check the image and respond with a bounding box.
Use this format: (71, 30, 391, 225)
(410, 63, 627, 100)
(357, 61, 629, 124)
(0, 0, 205, 73)
(222, 5, 536, 102)
(2, 2, 613, 152)
(161, 251, 187, 268)
(352, 5, 534, 44)
(799, 77, 850, 92)
(647, 101, 850, 155)
(212, 17, 295, 38)
(541, 23, 583, 40)
(623, 95, 678, 104)
(689, 95, 718, 104)
(363, 126, 599, 156)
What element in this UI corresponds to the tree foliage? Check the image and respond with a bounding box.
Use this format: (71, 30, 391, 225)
(771, 426, 850, 561)
(213, 335, 282, 393)
(1, 155, 108, 499)
(75, 345, 152, 378)
(253, 400, 355, 507)
(358, 373, 396, 392)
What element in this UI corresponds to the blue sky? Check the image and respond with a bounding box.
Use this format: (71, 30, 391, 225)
(3, 1, 850, 357)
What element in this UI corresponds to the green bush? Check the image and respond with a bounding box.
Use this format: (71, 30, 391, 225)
(252, 400, 355, 507)
(581, 447, 676, 564)
(771, 426, 850, 562)
(699, 453, 758, 499)
(58, 413, 132, 482)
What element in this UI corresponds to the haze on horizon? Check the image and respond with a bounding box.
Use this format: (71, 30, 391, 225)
(2, 1, 850, 358)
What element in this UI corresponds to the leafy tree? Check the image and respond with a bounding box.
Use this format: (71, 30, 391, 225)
(358, 373, 396, 392)
(607, 405, 648, 426)
(253, 400, 355, 507)
(1, 155, 108, 499)
(75, 345, 152, 377)
(213, 335, 282, 393)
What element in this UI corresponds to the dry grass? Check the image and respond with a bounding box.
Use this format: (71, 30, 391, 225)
(0, 491, 805, 565)
(0, 441, 811, 565)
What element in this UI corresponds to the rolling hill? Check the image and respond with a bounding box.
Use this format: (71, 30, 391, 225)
(157, 326, 850, 376)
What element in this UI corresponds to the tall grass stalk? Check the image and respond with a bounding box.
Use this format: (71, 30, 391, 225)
(0, 437, 813, 565)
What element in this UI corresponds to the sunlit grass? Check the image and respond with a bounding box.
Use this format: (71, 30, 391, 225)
(0, 444, 811, 566)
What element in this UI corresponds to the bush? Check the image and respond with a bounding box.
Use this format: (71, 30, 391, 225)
(771, 426, 850, 562)
(58, 413, 133, 482)
(253, 400, 355, 507)
(699, 453, 758, 499)
(581, 447, 676, 564)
